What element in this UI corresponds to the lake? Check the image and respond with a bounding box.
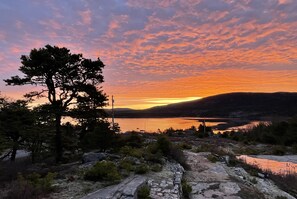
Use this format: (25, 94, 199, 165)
(111, 117, 244, 133)
(237, 155, 297, 175)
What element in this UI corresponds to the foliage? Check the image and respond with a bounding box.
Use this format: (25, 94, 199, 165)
(137, 185, 151, 199)
(4, 45, 107, 162)
(135, 164, 149, 174)
(181, 179, 192, 199)
(272, 145, 286, 155)
(222, 117, 297, 146)
(6, 172, 56, 199)
(178, 142, 192, 150)
(0, 99, 35, 161)
(250, 177, 257, 184)
(150, 164, 162, 172)
(119, 159, 134, 172)
(84, 161, 121, 182)
(156, 135, 188, 169)
(194, 144, 213, 153)
(124, 132, 144, 148)
(81, 120, 117, 151)
(195, 124, 212, 138)
(156, 135, 172, 155)
(119, 146, 143, 158)
(206, 154, 219, 163)
(163, 127, 184, 136)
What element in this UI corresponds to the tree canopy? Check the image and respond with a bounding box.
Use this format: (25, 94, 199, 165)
(4, 45, 108, 162)
(0, 98, 34, 161)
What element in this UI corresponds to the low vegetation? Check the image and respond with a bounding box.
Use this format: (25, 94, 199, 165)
(181, 178, 192, 199)
(84, 161, 121, 182)
(137, 185, 151, 199)
(222, 118, 297, 147)
(5, 172, 56, 199)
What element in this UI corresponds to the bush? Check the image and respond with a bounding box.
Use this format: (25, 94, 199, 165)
(155, 136, 189, 169)
(143, 150, 163, 164)
(6, 172, 56, 199)
(119, 159, 134, 172)
(195, 144, 213, 153)
(250, 177, 257, 184)
(151, 164, 162, 172)
(137, 185, 151, 199)
(272, 146, 286, 155)
(135, 164, 149, 174)
(169, 145, 189, 169)
(156, 135, 171, 155)
(206, 154, 219, 163)
(84, 161, 121, 182)
(119, 146, 143, 158)
(181, 179, 192, 198)
(178, 142, 192, 150)
(125, 132, 144, 148)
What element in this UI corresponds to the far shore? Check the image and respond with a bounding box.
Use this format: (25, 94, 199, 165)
(254, 155, 297, 164)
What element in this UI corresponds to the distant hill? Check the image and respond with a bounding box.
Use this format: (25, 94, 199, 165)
(108, 92, 297, 118)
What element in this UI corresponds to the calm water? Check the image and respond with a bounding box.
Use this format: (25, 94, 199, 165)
(237, 155, 297, 175)
(112, 117, 225, 133)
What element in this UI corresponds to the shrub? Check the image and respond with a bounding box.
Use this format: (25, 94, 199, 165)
(195, 144, 213, 153)
(81, 121, 117, 151)
(156, 135, 171, 155)
(206, 154, 219, 163)
(137, 185, 151, 199)
(169, 145, 189, 169)
(84, 161, 121, 182)
(119, 146, 143, 158)
(6, 172, 56, 199)
(150, 164, 162, 172)
(272, 146, 286, 155)
(125, 132, 143, 148)
(143, 150, 163, 164)
(119, 159, 134, 172)
(250, 177, 257, 184)
(155, 136, 189, 169)
(135, 164, 149, 174)
(178, 142, 192, 150)
(181, 179, 192, 198)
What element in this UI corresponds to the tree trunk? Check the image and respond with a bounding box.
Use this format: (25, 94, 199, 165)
(10, 143, 18, 162)
(55, 114, 62, 163)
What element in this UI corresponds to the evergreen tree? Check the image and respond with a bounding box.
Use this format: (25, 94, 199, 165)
(0, 98, 34, 161)
(4, 45, 107, 162)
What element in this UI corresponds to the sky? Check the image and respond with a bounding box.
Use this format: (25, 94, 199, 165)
(0, 0, 297, 109)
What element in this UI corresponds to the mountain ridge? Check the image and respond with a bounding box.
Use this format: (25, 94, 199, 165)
(107, 92, 297, 118)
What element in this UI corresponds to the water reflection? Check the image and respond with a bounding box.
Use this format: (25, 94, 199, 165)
(237, 155, 297, 175)
(111, 117, 225, 133)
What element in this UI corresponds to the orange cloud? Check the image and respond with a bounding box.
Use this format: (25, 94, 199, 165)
(104, 69, 297, 109)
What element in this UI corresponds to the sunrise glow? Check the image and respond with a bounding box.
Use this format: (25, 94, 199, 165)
(1, 0, 297, 109)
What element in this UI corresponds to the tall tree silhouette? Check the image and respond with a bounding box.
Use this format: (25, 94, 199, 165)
(4, 45, 107, 162)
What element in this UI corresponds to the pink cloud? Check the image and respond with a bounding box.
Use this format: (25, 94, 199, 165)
(79, 9, 92, 25)
(39, 19, 62, 30)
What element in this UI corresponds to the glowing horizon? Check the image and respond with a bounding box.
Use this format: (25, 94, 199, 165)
(1, 0, 297, 109)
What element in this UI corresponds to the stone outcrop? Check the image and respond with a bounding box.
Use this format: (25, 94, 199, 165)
(147, 161, 184, 199)
(82, 152, 107, 163)
(184, 151, 242, 199)
(80, 175, 147, 199)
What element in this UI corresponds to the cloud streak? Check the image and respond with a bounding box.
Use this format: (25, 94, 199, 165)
(0, 0, 297, 108)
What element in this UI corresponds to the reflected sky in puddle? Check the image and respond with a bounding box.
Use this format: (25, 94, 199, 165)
(237, 155, 297, 175)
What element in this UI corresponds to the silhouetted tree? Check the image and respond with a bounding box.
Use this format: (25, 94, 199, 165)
(0, 98, 34, 161)
(4, 45, 107, 162)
